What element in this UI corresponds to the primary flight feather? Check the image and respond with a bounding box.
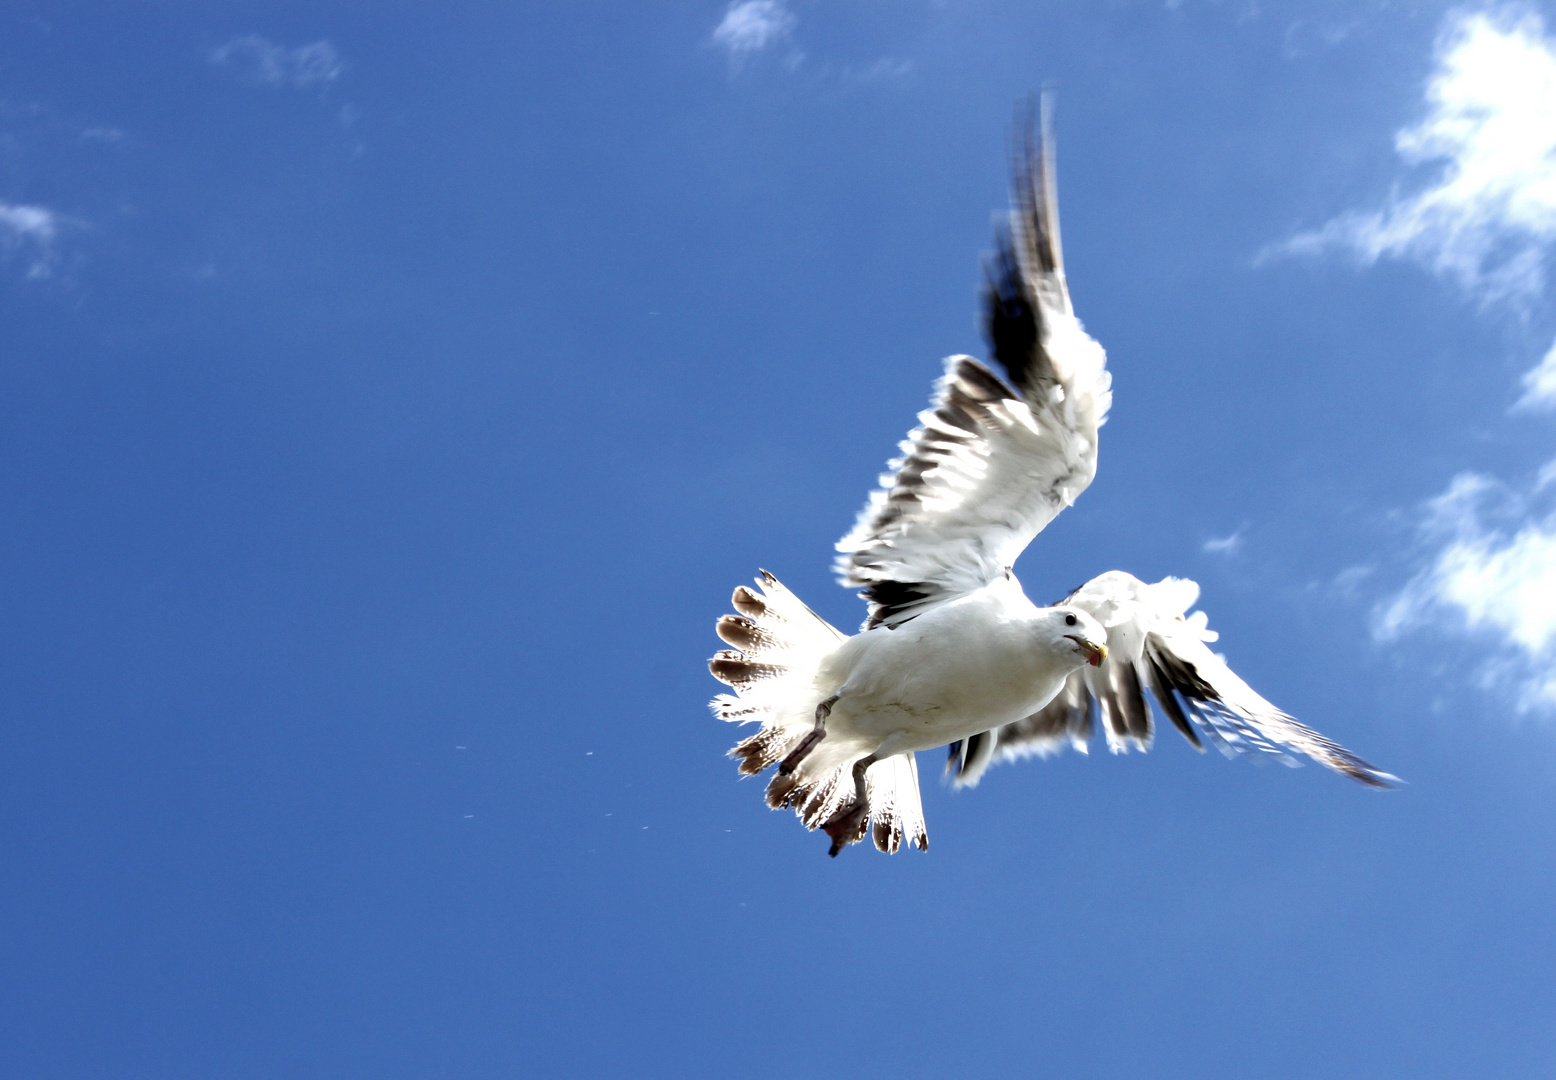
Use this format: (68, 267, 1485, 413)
(709, 103, 1396, 858)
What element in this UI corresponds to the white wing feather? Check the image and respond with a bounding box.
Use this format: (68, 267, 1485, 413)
(834, 351, 1108, 628)
(834, 107, 1112, 630)
(948, 571, 1399, 789)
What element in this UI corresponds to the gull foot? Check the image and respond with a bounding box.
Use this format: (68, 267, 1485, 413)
(823, 801, 870, 858)
(778, 728, 825, 775)
(778, 694, 840, 775)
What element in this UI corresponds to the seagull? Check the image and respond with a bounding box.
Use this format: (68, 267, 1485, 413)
(708, 103, 1397, 858)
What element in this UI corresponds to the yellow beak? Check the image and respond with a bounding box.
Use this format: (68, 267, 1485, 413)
(1066, 635, 1107, 667)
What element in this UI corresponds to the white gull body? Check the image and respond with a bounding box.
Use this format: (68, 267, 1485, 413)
(709, 103, 1396, 857)
(812, 576, 1105, 763)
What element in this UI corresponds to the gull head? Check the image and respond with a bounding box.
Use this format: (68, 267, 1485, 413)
(1042, 606, 1108, 668)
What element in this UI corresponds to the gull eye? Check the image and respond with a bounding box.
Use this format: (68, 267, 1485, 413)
(1064, 613, 1077, 626)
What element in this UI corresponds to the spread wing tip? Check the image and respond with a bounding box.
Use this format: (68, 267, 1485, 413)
(1321, 750, 1402, 790)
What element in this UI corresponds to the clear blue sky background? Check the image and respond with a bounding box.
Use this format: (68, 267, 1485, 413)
(2, 3, 1554, 1077)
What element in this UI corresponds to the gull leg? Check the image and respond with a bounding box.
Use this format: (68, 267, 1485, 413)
(823, 753, 877, 858)
(778, 694, 839, 775)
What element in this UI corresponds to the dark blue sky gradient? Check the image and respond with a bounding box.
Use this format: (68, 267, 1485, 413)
(0, 3, 1552, 1077)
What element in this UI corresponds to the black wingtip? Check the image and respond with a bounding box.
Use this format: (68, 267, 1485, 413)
(981, 93, 1066, 399)
(1344, 763, 1404, 790)
(982, 236, 1039, 393)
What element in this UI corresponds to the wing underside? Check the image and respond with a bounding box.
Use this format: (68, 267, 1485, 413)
(836, 103, 1111, 630)
(834, 356, 1099, 628)
(947, 572, 1398, 789)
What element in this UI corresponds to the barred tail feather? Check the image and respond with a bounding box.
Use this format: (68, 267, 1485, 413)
(711, 571, 843, 707)
(867, 753, 928, 853)
(709, 568, 848, 777)
(762, 748, 928, 854)
(709, 572, 928, 854)
(770, 734, 872, 823)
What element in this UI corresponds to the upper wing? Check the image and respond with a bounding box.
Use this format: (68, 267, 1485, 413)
(947, 571, 1399, 789)
(835, 101, 1112, 630)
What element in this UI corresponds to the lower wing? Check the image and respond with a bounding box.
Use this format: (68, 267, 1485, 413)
(947, 571, 1398, 790)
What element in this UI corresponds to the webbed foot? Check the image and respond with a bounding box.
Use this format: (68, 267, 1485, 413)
(823, 801, 870, 857)
(822, 752, 876, 857)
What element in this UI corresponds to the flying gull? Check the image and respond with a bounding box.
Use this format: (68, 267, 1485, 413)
(708, 104, 1397, 857)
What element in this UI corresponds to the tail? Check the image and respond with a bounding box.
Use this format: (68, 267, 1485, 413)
(864, 753, 928, 854)
(709, 572, 928, 854)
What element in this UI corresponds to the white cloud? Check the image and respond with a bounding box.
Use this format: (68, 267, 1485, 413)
(842, 58, 914, 83)
(0, 202, 57, 245)
(210, 36, 343, 89)
(1334, 564, 1376, 598)
(1379, 469, 1556, 708)
(1273, 7, 1556, 304)
(78, 126, 126, 146)
(1515, 334, 1556, 410)
(0, 200, 65, 278)
(712, 1, 796, 58)
(1202, 527, 1245, 555)
(1276, 7, 1556, 714)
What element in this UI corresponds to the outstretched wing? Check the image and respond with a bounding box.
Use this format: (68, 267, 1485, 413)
(947, 571, 1398, 789)
(836, 100, 1112, 630)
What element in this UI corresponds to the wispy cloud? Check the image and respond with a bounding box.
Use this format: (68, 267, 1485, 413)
(1202, 527, 1245, 555)
(78, 126, 126, 146)
(1378, 468, 1556, 708)
(1273, 7, 1556, 713)
(841, 58, 914, 84)
(0, 200, 67, 278)
(1515, 336, 1556, 410)
(210, 36, 343, 89)
(0, 202, 58, 245)
(1270, 8, 1556, 305)
(711, 1, 796, 60)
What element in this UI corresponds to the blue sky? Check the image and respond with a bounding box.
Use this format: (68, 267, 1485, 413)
(2, 2, 1555, 1077)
